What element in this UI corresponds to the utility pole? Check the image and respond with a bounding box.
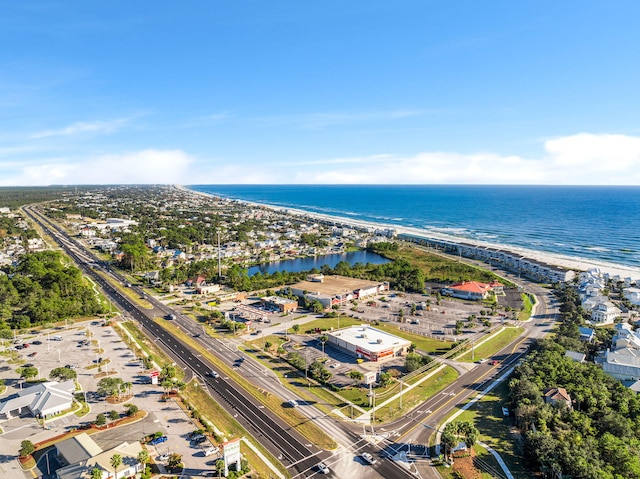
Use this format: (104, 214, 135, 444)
(217, 230, 221, 278)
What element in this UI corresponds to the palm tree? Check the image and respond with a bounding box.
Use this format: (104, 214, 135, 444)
(319, 335, 328, 359)
(137, 449, 149, 466)
(110, 453, 122, 479)
(124, 381, 133, 398)
(91, 466, 103, 479)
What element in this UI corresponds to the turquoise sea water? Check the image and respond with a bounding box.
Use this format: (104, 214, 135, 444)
(189, 185, 640, 269)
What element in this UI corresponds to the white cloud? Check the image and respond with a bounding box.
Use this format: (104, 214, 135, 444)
(195, 132, 640, 185)
(4, 132, 640, 186)
(0, 149, 194, 186)
(31, 117, 131, 139)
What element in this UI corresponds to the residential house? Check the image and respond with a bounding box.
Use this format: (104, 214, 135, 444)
(578, 327, 596, 343)
(590, 301, 622, 325)
(599, 323, 640, 382)
(543, 387, 572, 409)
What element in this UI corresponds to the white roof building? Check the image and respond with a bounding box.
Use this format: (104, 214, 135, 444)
(327, 325, 411, 362)
(0, 380, 76, 419)
(600, 323, 640, 382)
(590, 301, 622, 325)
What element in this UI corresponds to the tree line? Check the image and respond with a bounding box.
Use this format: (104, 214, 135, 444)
(509, 288, 640, 479)
(0, 251, 107, 330)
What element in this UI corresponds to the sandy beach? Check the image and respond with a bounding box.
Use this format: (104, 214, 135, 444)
(178, 185, 640, 281)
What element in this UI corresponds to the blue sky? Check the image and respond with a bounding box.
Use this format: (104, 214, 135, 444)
(2, 1, 640, 185)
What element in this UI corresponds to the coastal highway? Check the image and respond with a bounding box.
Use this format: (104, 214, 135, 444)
(23, 203, 561, 479)
(22, 206, 323, 476)
(23, 205, 417, 479)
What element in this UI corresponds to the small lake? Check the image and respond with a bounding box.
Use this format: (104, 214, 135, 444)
(247, 250, 391, 276)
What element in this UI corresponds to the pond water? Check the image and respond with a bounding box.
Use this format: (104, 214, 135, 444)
(247, 250, 390, 276)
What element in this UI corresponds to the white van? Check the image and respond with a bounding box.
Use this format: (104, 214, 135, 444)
(204, 447, 219, 457)
(53, 335, 63, 341)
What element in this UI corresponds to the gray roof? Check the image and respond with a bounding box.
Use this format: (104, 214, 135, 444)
(56, 433, 103, 466)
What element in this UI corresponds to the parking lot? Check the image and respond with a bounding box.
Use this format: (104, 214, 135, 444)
(0, 319, 220, 478)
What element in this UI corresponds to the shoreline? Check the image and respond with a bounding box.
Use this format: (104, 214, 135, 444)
(177, 185, 640, 281)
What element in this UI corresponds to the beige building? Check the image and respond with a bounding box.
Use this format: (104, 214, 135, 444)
(290, 275, 388, 309)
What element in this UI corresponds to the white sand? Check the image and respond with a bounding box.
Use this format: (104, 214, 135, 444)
(177, 185, 640, 281)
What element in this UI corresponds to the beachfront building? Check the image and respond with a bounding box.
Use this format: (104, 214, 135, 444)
(397, 233, 576, 283)
(590, 301, 622, 325)
(0, 380, 76, 420)
(327, 325, 411, 362)
(598, 323, 640, 382)
(290, 275, 388, 309)
(441, 280, 503, 301)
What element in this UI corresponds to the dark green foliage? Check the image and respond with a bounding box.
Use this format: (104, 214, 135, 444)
(0, 251, 106, 330)
(404, 352, 432, 372)
(509, 290, 640, 479)
(19, 440, 35, 457)
(50, 367, 77, 381)
(0, 186, 77, 208)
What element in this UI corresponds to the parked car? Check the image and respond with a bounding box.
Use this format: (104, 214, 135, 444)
(32, 340, 42, 345)
(28, 352, 37, 357)
(203, 447, 219, 457)
(316, 463, 330, 474)
(149, 435, 168, 446)
(157, 454, 169, 461)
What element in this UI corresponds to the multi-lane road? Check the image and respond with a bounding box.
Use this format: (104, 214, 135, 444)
(23, 204, 560, 479)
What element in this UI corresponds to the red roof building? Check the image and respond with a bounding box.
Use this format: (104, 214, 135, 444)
(441, 281, 503, 301)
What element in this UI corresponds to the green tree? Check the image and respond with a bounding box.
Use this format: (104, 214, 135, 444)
(378, 371, 392, 388)
(109, 410, 119, 421)
(110, 453, 122, 478)
(19, 440, 34, 457)
(90, 466, 103, 479)
(292, 323, 300, 334)
(50, 366, 77, 381)
(95, 413, 106, 426)
(97, 377, 125, 397)
(125, 403, 139, 416)
(215, 459, 225, 476)
(20, 366, 38, 381)
(167, 452, 182, 470)
(137, 449, 149, 466)
(348, 370, 364, 385)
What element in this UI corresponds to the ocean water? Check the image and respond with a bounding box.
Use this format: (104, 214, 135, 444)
(189, 185, 640, 269)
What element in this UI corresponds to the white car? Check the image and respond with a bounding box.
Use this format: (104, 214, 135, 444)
(317, 462, 329, 474)
(361, 452, 376, 464)
(157, 454, 169, 461)
(287, 399, 298, 408)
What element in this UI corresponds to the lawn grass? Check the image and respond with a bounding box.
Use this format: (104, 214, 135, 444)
(118, 320, 184, 380)
(455, 327, 524, 362)
(96, 270, 154, 309)
(374, 366, 459, 422)
(446, 381, 532, 479)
